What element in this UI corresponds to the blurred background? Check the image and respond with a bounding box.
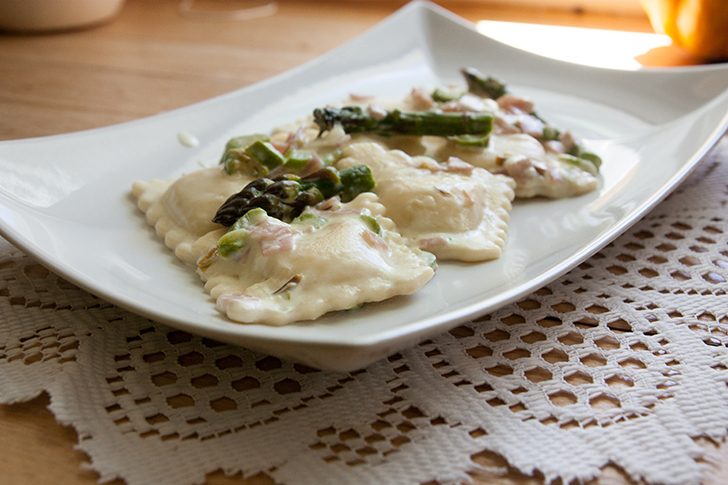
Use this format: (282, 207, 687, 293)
(0, 0, 724, 140)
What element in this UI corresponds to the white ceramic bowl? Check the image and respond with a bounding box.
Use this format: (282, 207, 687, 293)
(0, 0, 124, 31)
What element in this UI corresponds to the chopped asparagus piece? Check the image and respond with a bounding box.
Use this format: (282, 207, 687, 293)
(303, 166, 342, 199)
(212, 165, 375, 226)
(558, 154, 599, 176)
(313, 106, 493, 138)
(578, 151, 602, 170)
(231, 207, 267, 230)
(567, 144, 602, 171)
(448, 134, 490, 147)
(359, 214, 381, 234)
(220, 134, 270, 175)
(542, 125, 561, 141)
(292, 212, 327, 228)
(461, 67, 507, 99)
(245, 140, 286, 171)
(432, 87, 464, 103)
(283, 149, 313, 172)
(217, 209, 269, 257)
(218, 229, 251, 257)
(339, 165, 376, 202)
(223, 134, 269, 153)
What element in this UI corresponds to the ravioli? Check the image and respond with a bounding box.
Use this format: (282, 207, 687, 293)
(132, 167, 250, 264)
(436, 133, 598, 199)
(196, 193, 435, 325)
(337, 142, 515, 262)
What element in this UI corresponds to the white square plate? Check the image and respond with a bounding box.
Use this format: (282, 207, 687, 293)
(0, 2, 726, 371)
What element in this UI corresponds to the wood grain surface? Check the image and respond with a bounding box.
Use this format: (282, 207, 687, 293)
(0, 1, 722, 483)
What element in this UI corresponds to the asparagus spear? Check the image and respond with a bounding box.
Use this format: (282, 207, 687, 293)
(459, 66, 603, 173)
(212, 165, 375, 226)
(313, 106, 493, 137)
(461, 67, 507, 99)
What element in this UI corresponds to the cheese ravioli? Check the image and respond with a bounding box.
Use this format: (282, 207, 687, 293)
(338, 142, 515, 262)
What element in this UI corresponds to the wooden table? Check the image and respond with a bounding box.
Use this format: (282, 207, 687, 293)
(0, 1, 722, 483)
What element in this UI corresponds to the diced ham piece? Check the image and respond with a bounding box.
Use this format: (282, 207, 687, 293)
(349, 93, 373, 102)
(367, 104, 388, 121)
(560, 130, 576, 153)
(316, 197, 342, 212)
(362, 230, 387, 250)
(419, 236, 447, 250)
(406, 87, 435, 111)
(503, 156, 547, 184)
(497, 94, 534, 114)
(271, 127, 304, 154)
(252, 224, 297, 256)
(444, 157, 474, 175)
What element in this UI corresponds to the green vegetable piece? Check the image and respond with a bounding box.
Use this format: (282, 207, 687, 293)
(217, 229, 250, 257)
(223, 134, 269, 153)
(244, 140, 286, 172)
(231, 207, 267, 230)
(213, 175, 318, 226)
(339, 165, 375, 202)
(558, 154, 599, 176)
(301, 166, 341, 199)
(542, 125, 560, 141)
(222, 151, 280, 177)
(220, 134, 270, 175)
(566, 144, 602, 172)
(448, 134, 490, 147)
(213, 165, 375, 226)
(292, 212, 327, 229)
(313, 106, 493, 138)
(461, 67, 507, 99)
(579, 151, 602, 169)
(283, 150, 313, 172)
(432, 87, 464, 103)
(359, 214, 381, 234)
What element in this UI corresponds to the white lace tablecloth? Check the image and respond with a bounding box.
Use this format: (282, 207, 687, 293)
(1, 139, 727, 485)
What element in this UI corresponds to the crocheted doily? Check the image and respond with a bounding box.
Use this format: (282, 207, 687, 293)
(0, 140, 726, 485)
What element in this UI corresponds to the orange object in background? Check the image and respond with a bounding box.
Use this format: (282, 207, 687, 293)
(641, 0, 728, 60)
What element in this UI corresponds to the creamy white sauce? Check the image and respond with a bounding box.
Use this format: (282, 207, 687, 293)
(177, 131, 200, 148)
